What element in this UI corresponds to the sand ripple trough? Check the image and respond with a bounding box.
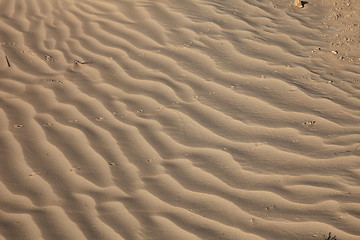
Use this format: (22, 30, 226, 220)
(0, 0, 360, 239)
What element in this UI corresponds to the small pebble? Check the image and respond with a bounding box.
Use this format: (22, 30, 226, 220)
(96, 117, 104, 121)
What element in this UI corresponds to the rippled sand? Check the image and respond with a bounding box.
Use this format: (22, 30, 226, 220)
(1, 0, 360, 239)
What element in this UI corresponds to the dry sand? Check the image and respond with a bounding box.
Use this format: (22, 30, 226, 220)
(0, 0, 360, 239)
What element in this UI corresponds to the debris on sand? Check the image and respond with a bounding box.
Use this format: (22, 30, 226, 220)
(294, 0, 304, 8)
(5, 55, 10, 67)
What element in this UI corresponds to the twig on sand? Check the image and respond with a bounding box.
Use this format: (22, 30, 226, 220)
(5, 55, 10, 67)
(74, 60, 93, 65)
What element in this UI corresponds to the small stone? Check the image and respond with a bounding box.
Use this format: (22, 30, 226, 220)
(332, 50, 338, 55)
(96, 116, 104, 121)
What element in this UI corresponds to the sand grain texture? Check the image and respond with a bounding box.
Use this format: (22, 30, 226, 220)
(1, 0, 360, 239)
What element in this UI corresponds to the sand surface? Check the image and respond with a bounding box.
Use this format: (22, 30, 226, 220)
(1, 0, 360, 239)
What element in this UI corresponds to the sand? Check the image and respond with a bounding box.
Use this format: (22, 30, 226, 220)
(0, 0, 360, 239)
